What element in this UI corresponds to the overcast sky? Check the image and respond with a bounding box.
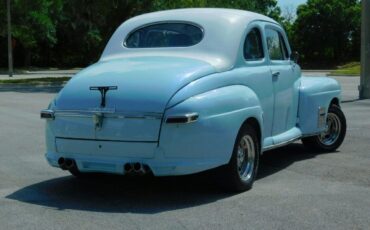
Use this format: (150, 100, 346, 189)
(278, 0, 307, 11)
(277, 0, 307, 17)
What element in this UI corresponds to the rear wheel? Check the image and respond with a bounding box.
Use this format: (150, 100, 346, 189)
(302, 104, 346, 152)
(221, 123, 260, 192)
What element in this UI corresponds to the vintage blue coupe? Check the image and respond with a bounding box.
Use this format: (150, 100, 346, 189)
(41, 9, 346, 191)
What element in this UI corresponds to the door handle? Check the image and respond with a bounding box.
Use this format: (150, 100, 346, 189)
(272, 71, 280, 80)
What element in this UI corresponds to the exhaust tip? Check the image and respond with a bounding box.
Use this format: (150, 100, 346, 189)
(133, 162, 142, 171)
(124, 163, 133, 173)
(65, 159, 74, 168)
(124, 162, 151, 175)
(58, 157, 69, 170)
(143, 164, 150, 172)
(58, 157, 65, 166)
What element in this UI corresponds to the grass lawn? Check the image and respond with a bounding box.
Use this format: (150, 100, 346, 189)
(0, 77, 71, 84)
(329, 62, 360, 76)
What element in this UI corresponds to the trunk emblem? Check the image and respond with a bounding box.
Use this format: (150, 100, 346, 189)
(90, 86, 118, 108)
(90, 86, 117, 130)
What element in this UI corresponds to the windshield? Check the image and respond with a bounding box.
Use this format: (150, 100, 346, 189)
(124, 23, 203, 48)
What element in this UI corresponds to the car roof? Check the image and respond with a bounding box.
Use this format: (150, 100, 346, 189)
(100, 8, 278, 72)
(125, 8, 277, 25)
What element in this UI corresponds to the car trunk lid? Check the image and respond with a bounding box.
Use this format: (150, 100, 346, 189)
(51, 56, 215, 142)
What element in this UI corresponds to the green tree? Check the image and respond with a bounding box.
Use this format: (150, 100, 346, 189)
(1, 0, 282, 68)
(0, 1, 7, 68)
(53, 0, 281, 67)
(291, 0, 361, 68)
(279, 5, 297, 42)
(50, 0, 153, 67)
(152, 0, 281, 20)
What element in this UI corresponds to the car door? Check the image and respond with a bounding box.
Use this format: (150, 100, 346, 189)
(265, 25, 300, 137)
(241, 25, 275, 146)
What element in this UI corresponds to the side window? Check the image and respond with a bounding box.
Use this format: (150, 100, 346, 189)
(244, 28, 264, 61)
(266, 29, 289, 60)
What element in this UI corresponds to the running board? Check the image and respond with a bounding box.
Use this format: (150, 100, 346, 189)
(263, 127, 302, 151)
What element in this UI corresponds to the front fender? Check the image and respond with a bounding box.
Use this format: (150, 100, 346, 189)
(159, 85, 263, 167)
(299, 76, 341, 135)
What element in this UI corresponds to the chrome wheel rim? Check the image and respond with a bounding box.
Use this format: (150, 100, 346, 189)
(319, 112, 342, 146)
(237, 135, 255, 181)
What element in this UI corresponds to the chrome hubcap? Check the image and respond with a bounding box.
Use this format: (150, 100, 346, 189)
(319, 112, 341, 146)
(237, 135, 255, 181)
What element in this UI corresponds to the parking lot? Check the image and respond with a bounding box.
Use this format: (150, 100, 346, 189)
(0, 76, 369, 230)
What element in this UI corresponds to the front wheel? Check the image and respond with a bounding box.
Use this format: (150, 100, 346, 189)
(220, 123, 260, 192)
(302, 105, 346, 152)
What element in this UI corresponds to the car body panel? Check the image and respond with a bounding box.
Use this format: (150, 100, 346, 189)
(57, 56, 216, 112)
(167, 67, 274, 140)
(299, 76, 341, 135)
(53, 56, 215, 142)
(43, 9, 344, 176)
(101, 8, 277, 72)
(56, 138, 157, 158)
(161, 85, 262, 161)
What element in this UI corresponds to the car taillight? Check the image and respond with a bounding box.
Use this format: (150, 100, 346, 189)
(40, 109, 55, 120)
(166, 113, 199, 124)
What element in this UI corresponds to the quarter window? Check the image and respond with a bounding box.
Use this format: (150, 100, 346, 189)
(125, 23, 203, 48)
(266, 29, 289, 60)
(244, 28, 264, 61)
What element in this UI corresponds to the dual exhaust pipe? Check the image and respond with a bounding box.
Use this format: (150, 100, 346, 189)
(58, 157, 150, 175)
(124, 162, 150, 175)
(58, 157, 77, 171)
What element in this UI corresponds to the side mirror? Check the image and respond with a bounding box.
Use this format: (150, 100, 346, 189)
(290, 51, 299, 63)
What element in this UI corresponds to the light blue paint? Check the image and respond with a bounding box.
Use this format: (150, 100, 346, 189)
(43, 9, 342, 176)
(57, 56, 216, 113)
(298, 76, 341, 134)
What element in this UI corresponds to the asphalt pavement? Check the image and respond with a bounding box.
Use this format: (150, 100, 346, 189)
(0, 76, 369, 230)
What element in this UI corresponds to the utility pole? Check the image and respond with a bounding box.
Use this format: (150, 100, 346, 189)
(360, 0, 370, 99)
(7, 0, 13, 77)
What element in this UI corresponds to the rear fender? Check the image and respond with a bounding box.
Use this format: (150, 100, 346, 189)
(159, 85, 263, 166)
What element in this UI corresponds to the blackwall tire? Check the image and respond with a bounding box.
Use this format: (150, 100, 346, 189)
(221, 123, 260, 192)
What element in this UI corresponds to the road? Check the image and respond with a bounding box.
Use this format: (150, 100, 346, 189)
(0, 69, 79, 80)
(0, 77, 369, 230)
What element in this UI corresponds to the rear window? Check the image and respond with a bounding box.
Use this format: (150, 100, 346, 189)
(124, 23, 203, 48)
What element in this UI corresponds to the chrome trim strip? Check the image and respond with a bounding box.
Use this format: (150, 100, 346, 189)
(166, 112, 199, 124)
(56, 137, 158, 143)
(263, 136, 301, 151)
(318, 106, 327, 128)
(53, 109, 163, 120)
